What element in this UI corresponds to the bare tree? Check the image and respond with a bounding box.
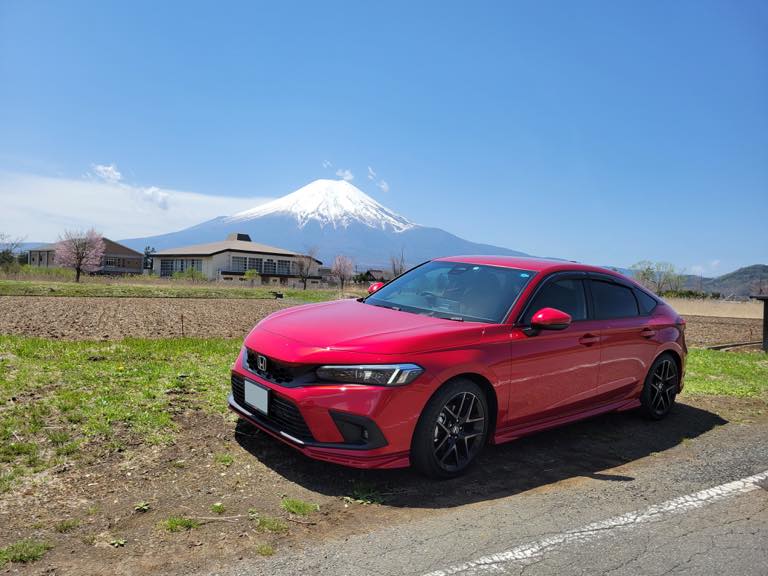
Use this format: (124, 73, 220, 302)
(390, 248, 406, 278)
(670, 267, 686, 292)
(653, 262, 677, 293)
(0, 233, 24, 270)
(631, 260, 685, 294)
(630, 260, 655, 290)
(55, 229, 105, 282)
(331, 255, 354, 292)
(296, 246, 319, 290)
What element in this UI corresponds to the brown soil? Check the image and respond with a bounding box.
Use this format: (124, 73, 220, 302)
(1, 296, 765, 574)
(0, 296, 294, 340)
(1, 396, 765, 576)
(681, 314, 763, 348)
(0, 297, 762, 347)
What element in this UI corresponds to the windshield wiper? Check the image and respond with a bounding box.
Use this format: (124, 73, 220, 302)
(367, 301, 401, 312)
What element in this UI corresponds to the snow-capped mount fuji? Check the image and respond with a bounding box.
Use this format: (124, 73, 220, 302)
(121, 179, 529, 267)
(227, 179, 415, 232)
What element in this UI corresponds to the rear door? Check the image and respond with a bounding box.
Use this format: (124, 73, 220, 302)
(587, 274, 658, 402)
(506, 273, 602, 425)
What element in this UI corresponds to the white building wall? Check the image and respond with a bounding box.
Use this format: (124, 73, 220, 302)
(211, 252, 231, 278)
(153, 250, 321, 281)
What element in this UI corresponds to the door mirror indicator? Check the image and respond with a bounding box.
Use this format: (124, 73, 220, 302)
(530, 307, 572, 332)
(368, 282, 385, 295)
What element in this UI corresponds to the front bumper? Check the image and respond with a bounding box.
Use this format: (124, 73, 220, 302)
(228, 369, 413, 469)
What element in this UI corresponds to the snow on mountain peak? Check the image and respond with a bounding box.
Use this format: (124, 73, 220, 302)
(227, 179, 415, 232)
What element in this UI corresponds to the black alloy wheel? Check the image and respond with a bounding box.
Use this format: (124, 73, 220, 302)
(412, 378, 489, 478)
(640, 354, 679, 420)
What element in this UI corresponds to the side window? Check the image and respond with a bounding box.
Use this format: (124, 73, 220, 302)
(523, 278, 587, 324)
(635, 289, 658, 315)
(591, 280, 639, 319)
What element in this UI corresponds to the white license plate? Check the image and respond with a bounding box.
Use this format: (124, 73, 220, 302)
(244, 379, 269, 415)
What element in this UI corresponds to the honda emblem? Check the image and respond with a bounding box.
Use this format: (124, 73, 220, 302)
(256, 354, 267, 372)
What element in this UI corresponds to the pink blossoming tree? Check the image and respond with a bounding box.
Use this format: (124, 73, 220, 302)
(55, 229, 105, 282)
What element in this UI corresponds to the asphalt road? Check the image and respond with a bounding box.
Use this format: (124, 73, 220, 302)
(212, 413, 768, 576)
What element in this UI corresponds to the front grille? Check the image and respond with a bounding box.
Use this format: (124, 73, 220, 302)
(232, 373, 246, 407)
(231, 373, 315, 442)
(269, 395, 314, 441)
(245, 348, 315, 385)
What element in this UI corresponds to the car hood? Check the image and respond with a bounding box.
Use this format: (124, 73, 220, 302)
(253, 299, 489, 355)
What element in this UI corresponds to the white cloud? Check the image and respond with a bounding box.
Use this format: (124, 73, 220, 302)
(367, 166, 376, 180)
(322, 160, 332, 169)
(690, 259, 722, 277)
(335, 168, 354, 182)
(92, 163, 122, 184)
(134, 186, 171, 210)
(376, 179, 390, 193)
(0, 171, 273, 241)
(88, 163, 172, 210)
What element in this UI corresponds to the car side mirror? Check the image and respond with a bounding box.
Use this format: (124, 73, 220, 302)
(368, 282, 384, 295)
(530, 307, 571, 331)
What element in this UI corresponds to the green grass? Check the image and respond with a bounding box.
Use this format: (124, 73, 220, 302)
(3, 265, 76, 281)
(0, 279, 348, 302)
(0, 539, 52, 566)
(211, 502, 225, 514)
(684, 349, 768, 397)
(280, 497, 319, 516)
(249, 510, 288, 533)
(161, 516, 200, 532)
(256, 543, 275, 556)
(214, 453, 234, 467)
(54, 518, 80, 533)
(0, 335, 241, 492)
(345, 482, 384, 505)
(2, 333, 764, 497)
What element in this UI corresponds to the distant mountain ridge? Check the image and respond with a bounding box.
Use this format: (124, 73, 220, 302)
(121, 179, 529, 267)
(681, 264, 768, 298)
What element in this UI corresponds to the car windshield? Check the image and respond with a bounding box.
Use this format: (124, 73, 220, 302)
(365, 261, 536, 323)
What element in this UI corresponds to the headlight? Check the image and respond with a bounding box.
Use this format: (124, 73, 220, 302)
(315, 364, 424, 386)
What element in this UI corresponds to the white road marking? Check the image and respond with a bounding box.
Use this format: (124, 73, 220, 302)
(422, 469, 768, 576)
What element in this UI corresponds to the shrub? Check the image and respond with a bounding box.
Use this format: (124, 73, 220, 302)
(659, 289, 721, 299)
(171, 268, 206, 282)
(243, 269, 261, 285)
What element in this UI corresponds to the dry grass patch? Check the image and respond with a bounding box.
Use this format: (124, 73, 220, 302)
(667, 297, 762, 319)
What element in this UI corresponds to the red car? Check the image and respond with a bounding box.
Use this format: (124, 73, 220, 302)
(229, 256, 686, 478)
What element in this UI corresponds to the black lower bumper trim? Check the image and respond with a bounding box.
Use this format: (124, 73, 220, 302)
(229, 395, 388, 451)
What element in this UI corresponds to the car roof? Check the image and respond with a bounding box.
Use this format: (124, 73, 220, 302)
(434, 255, 629, 278)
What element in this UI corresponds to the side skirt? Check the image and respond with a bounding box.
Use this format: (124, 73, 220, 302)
(492, 398, 641, 445)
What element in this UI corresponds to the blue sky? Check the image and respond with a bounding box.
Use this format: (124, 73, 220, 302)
(1, 1, 766, 275)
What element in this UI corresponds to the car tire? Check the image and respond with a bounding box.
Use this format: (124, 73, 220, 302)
(639, 353, 679, 420)
(411, 378, 490, 479)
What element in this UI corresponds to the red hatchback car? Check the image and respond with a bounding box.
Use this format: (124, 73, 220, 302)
(229, 256, 686, 478)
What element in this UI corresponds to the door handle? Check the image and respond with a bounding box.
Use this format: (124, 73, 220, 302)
(578, 333, 600, 346)
(640, 328, 657, 339)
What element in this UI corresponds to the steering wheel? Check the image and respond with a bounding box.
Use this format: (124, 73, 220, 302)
(419, 291, 438, 304)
